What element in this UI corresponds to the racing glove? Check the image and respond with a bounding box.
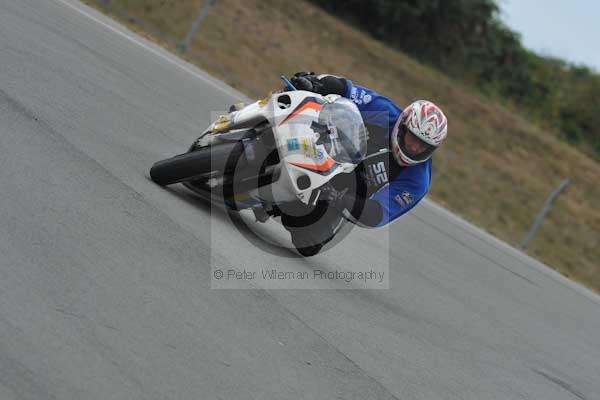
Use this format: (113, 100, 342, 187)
(289, 72, 348, 96)
(320, 185, 382, 228)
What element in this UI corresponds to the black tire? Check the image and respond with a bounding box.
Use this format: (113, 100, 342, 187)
(295, 243, 324, 257)
(281, 204, 341, 257)
(150, 141, 244, 186)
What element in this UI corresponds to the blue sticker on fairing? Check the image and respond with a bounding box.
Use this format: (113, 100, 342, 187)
(287, 138, 299, 151)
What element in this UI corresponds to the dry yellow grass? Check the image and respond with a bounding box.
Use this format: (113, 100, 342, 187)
(85, 0, 600, 291)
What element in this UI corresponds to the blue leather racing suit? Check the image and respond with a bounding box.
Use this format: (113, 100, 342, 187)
(344, 79, 432, 227)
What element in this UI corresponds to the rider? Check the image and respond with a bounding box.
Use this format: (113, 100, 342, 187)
(289, 71, 448, 228)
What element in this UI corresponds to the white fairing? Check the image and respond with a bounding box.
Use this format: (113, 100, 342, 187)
(263, 91, 348, 204)
(201, 91, 365, 207)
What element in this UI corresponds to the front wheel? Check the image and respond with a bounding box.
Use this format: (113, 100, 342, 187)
(150, 141, 244, 186)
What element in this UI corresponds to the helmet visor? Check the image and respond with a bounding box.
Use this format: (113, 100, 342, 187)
(398, 124, 436, 162)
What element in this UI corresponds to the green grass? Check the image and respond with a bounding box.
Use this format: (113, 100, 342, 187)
(84, 0, 600, 292)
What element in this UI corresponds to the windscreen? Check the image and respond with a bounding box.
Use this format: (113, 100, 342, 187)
(316, 98, 368, 164)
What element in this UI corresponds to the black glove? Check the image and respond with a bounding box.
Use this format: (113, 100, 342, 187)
(319, 185, 349, 212)
(289, 72, 349, 96)
(289, 71, 325, 93)
(319, 185, 383, 227)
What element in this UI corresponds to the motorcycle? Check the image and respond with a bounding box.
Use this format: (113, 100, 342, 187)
(150, 78, 377, 256)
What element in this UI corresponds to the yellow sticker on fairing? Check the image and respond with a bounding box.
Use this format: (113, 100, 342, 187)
(300, 137, 318, 158)
(300, 137, 310, 154)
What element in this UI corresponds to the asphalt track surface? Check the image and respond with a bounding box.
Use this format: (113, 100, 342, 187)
(1, 1, 599, 399)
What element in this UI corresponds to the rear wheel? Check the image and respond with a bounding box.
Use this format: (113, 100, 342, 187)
(295, 243, 325, 257)
(281, 202, 343, 257)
